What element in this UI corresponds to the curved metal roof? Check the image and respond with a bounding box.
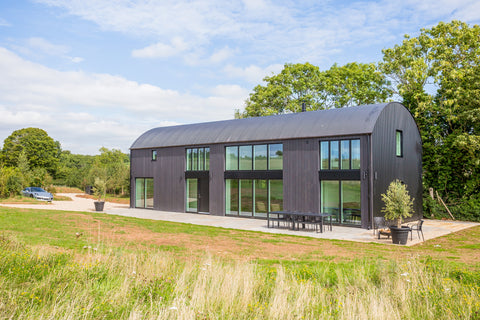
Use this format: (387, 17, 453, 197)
(131, 102, 401, 149)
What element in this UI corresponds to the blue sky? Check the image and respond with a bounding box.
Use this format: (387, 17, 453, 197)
(1, 0, 479, 154)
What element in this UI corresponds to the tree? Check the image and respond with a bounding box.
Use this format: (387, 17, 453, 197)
(379, 20, 480, 204)
(89, 147, 130, 196)
(1, 128, 61, 176)
(238, 62, 391, 117)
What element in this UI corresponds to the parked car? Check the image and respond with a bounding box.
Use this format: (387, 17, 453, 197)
(21, 187, 54, 202)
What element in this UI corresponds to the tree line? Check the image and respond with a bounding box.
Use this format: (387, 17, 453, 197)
(237, 21, 480, 221)
(0, 127, 129, 198)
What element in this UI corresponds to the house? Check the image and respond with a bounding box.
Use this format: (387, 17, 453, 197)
(130, 102, 422, 229)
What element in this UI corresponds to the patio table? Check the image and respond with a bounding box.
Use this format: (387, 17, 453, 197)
(268, 211, 333, 233)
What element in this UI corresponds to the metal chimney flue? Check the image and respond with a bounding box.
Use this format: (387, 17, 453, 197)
(301, 102, 306, 112)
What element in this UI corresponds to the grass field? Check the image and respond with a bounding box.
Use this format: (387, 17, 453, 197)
(1, 207, 479, 319)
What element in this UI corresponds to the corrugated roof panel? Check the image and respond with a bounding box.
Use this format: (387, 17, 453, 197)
(131, 102, 396, 149)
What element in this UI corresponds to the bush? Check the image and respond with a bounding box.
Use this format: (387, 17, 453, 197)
(0, 167, 24, 198)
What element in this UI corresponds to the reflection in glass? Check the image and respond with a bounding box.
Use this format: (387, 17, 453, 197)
(351, 140, 360, 169)
(135, 178, 145, 208)
(186, 149, 192, 171)
(225, 179, 238, 215)
(320, 141, 329, 169)
(269, 144, 283, 170)
(225, 146, 238, 170)
(186, 178, 198, 212)
(269, 180, 283, 212)
(192, 148, 198, 171)
(342, 181, 361, 225)
(198, 148, 204, 171)
(239, 145, 253, 170)
(254, 145, 268, 170)
(341, 140, 350, 169)
(205, 148, 210, 170)
(254, 180, 268, 218)
(321, 181, 339, 222)
(240, 179, 253, 216)
(145, 178, 154, 208)
(330, 141, 339, 169)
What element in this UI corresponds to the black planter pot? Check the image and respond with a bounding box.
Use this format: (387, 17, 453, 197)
(390, 226, 410, 245)
(94, 201, 105, 212)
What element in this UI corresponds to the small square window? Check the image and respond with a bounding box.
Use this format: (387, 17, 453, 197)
(152, 150, 157, 161)
(396, 131, 403, 157)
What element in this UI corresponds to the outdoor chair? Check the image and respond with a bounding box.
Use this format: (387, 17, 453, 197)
(373, 217, 391, 239)
(409, 220, 425, 241)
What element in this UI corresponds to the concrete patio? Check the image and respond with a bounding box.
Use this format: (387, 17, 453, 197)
(2, 193, 478, 246)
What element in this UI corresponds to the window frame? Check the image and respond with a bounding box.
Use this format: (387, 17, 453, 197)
(396, 130, 403, 157)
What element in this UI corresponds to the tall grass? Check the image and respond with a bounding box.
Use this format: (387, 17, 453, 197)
(1, 235, 479, 319)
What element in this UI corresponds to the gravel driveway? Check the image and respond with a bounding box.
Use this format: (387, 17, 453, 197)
(0, 193, 129, 212)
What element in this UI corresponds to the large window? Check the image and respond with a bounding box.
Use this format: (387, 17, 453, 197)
(135, 178, 154, 208)
(226, 179, 283, 217)
(226, 143, 283, 171)
(321, 180, 360, 225)
(320, 139, 360, 170)
(186, 147, 210, 171)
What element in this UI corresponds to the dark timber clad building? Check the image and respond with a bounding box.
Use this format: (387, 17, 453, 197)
(130, 102, 422, 229)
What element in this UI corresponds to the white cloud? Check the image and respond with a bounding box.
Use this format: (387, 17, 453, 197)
(0, 47, 246, 154)
(223, 64, 283, 84)
(132, 38, 189, 58)
(0, 18, 10, 27)
(27, 37, 70, 56)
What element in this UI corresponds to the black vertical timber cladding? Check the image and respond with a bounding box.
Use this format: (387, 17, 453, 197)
(157, 147, 185, 212)
(283, 138, 320, 213)
(209, 144, 225, 216)
(130, 147, 185, 212)
(371, 102, 423, 222)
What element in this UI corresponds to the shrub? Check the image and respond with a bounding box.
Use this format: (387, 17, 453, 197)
(381, 180, 414, 227)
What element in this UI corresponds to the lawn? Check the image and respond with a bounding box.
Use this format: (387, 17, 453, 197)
(0, 207, 479, 319)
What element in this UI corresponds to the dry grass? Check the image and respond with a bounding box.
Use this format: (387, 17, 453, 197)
(1, 235, 479, 320)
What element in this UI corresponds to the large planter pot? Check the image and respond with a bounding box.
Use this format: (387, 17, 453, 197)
(390, 226, 410, 245)
(94, 201, 105, 212)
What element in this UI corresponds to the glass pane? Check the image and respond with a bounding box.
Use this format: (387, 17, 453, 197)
(198, 148, 205, 171)
(320, 141, 329, 170)
(269, 180, 283, 212)
(269, 144, 283, 170)
(254, 180, 268, 218)
(239, 145, 253, 170)
(186, 178, 198, 212)
(239, 179, 253, 216)
(225, 146, 238, 170)
(145, 178, 154, 208)
(330, 141, 339, 170)
(152, 150, 157, 161)
(135, 178, 145, 208)
(205, 148, 210, 170)
(192, 148, 198, 171)
(396, 131, 402, 157)
(342, 181, 361, 225)
(253, 145, 268, 170)
(341, 140, 350, 170)
(321, 181, 339, 222)
(186, 149, 192, 171)
(351, 140, 360, 169)
(225, 179, 239, 215)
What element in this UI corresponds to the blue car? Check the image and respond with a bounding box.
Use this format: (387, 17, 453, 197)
(22, 187, 54, 202)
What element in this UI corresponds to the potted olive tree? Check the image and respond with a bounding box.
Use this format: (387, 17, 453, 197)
(381, 180, 414, 245)
(93, 177, 107, 212)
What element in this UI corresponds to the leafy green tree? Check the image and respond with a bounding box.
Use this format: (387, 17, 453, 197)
(0, 167, 23, 197)
(89, 148, 130, 196)
(1, 128, 61, 176)
(238, 62, 391, 117)
(55, 151, 95, 188)
(380, 20, 480, 205)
